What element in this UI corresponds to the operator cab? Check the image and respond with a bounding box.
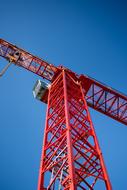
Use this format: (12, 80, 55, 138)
(33, 80, 50, 103)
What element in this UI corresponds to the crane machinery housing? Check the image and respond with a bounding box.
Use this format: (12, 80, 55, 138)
(0, 39, 127, 190)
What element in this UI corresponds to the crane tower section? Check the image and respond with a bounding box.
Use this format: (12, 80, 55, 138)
(37, 70, 111, 189)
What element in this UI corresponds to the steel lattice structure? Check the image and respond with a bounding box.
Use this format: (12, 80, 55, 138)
(0, 39, 127, 189)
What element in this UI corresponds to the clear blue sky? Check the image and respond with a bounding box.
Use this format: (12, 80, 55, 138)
(0, 0, 127, 189)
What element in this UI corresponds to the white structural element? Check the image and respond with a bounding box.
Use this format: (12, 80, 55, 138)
(33, 80, 50, 102)
(0, 62, 12, 77)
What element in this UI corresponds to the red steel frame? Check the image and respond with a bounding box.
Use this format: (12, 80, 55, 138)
(0, 39, 127, 126)
(38, 70, 112, 190)
(0, 39, 127, 189)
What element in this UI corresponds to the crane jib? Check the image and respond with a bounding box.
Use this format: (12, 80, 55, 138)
(0, 38, 127, 126)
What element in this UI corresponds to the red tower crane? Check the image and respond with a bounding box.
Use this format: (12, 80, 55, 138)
(0, 39, 127, 190)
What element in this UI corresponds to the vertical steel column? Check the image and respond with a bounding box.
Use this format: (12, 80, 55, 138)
(80, 83, 112, 190)
(38, 70, 112, 190)
(63, 70, 76, 190)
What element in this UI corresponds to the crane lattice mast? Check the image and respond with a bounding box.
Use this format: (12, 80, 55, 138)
(0, 39, 127, 190)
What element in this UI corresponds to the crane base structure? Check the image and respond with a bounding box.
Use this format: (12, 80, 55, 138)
(37, 70, 112, 190)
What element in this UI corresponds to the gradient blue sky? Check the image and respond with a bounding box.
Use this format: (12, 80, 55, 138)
(0, 0, 127, 189)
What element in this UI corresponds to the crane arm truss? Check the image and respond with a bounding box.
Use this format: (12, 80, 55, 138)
(80, 75, 127, 126)
(0, 39, 127, 126)
(0, 39, 58, 81)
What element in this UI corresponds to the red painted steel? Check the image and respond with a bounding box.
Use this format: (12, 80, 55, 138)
(0, 39, 127, 126)
(0, 39, 58, 81)
(0, 39, 127, 189)
(38, 70, 112, 190)
(80, 75, 127, 126)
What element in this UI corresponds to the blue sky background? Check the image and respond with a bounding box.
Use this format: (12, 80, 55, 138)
(0, 0, 127, 189)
